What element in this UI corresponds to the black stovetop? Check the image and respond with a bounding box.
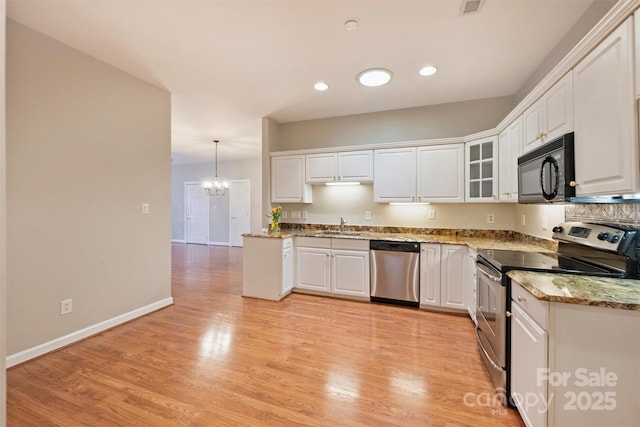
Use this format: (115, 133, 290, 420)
(477, 249, 623, 277)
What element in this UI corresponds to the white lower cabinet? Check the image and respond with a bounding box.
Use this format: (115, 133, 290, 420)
(296, 237, 369, 299)
(420, 244, 467, 310)
(242, 236, 294, 301)
(510, 278, 640, 427)
(511, 297, 549, 427)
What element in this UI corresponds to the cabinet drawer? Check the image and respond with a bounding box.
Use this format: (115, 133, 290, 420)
(331, 238, 369, 251)
(296, 237, 331, 248)
(512, 281, 549, 330)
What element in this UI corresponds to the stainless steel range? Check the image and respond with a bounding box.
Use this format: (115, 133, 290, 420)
(475, 222, 639, 406)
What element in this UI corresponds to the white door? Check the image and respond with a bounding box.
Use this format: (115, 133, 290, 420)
(185, 183, 209, 244)
(230, 180, 250, 247)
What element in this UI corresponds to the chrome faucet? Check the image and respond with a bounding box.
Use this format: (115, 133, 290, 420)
(339, 217, 347, 232)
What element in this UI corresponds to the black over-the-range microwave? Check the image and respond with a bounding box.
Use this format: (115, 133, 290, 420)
(517, 132, 575, 204)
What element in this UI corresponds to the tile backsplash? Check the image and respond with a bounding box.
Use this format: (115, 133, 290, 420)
(565, 203, 639, 226)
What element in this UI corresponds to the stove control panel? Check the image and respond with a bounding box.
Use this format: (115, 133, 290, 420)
(552, 222, 628, 252)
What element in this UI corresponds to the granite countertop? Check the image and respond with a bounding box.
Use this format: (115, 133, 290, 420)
(508, 270, 640, 311)
(242, 229, 553, 252)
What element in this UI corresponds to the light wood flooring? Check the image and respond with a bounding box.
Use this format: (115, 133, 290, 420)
(7, 243, 525, 426)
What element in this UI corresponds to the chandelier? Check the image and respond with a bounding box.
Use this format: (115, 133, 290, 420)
(203, 139, 229, 196)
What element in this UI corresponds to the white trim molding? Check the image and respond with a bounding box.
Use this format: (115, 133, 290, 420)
(209, 241, 231, 246)
(6, 297, 174, 368)
(171, 239, 186, 243)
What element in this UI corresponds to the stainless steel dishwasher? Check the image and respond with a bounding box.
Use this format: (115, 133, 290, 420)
(370, 240, 420, 307)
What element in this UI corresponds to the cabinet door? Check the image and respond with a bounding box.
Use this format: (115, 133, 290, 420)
(440, 245, 467, 310)
(543, 72, 573, 142)
(282, 246, 294, 295)
(374, 147, 417, 202)
(499, 117, 523, 202)
(331, 250, 370, 297)
(296, 247, 330, 292)
(467, 249, 477, 324)
(419, 244, 441, 307)
(511, 302, 549, 427)
(417, 144, 464, 203)
(271, 155, 312, 203)
(338, 150, 373, 182)
(573, 17, 637, 196)
(306, 153, 337, 183)
(466, 137, 498, 202)
(523, 99, 544, 153)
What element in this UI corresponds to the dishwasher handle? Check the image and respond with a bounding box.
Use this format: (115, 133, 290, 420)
(370, 240, 420, 252)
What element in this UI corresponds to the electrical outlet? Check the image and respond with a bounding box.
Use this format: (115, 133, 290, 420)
(542, 216, 548, 230)
(487, 213, 495, 224)
(428, 209, 436, 220)
(302, 211, 308, 219)
(364, 211, 372, 221)
(141, 203, 149, 214)
(60, 299, 73, 315)
(281, 210, 288, 219)
(521, 214, 526, 226)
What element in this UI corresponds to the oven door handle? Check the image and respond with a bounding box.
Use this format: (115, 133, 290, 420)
(475, 326, 504, 373)
(476, 263, 502, 282)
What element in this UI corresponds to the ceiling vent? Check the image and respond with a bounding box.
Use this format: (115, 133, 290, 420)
(460, 0, 484, 15)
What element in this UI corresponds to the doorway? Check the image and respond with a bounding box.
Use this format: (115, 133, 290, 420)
(185, 182, 209, 244)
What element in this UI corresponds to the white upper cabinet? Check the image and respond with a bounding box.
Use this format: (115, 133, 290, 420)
(523, 72, 573, 153)
(465, 136, 498, 202)
(498, 116, 523, 202)
(573, 16, 637, 196)
(306, 153, 337, 182)
(417, 144, 465, 203)
(373, 147, 417, 203)
(271, 155, 312, 203)
(306, 150, 373, 183)
(337, 150, 374, 182)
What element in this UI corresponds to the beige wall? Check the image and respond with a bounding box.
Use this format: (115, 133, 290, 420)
(514, 204, 566, 240)
(515, 0, 615, 104)
(1, 0, 7, 422)
(280, 185, 518, 231)
(7, 20, 172, 355)
(272, 96, 514, 152)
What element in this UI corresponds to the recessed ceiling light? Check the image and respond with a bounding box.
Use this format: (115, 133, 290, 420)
(419, 66, 438, 76)
(314, 82, 329, 91)
(357, 68, 393, 87)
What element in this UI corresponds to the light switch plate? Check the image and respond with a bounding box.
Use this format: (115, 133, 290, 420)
(428, 209, 436, 220)
(364, 211, 372, 220)
(141, 203, 149, 214)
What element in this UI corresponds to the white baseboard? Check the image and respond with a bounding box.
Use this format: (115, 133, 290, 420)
(208, 241, 231, 246)
(171, 239, 186, 243)
(6, 297, 174, 368)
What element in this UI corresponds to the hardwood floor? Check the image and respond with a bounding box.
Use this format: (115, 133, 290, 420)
(7, 243, 525, 426)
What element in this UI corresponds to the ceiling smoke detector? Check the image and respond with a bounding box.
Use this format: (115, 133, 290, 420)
(460, 0, 484, 15)
(344, 19, 359, 32)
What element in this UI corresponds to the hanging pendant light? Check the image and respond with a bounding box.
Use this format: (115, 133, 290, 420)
(203, 139, 229, 196)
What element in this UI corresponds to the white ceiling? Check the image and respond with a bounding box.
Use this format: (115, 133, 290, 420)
(8, 0, 598, 165)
